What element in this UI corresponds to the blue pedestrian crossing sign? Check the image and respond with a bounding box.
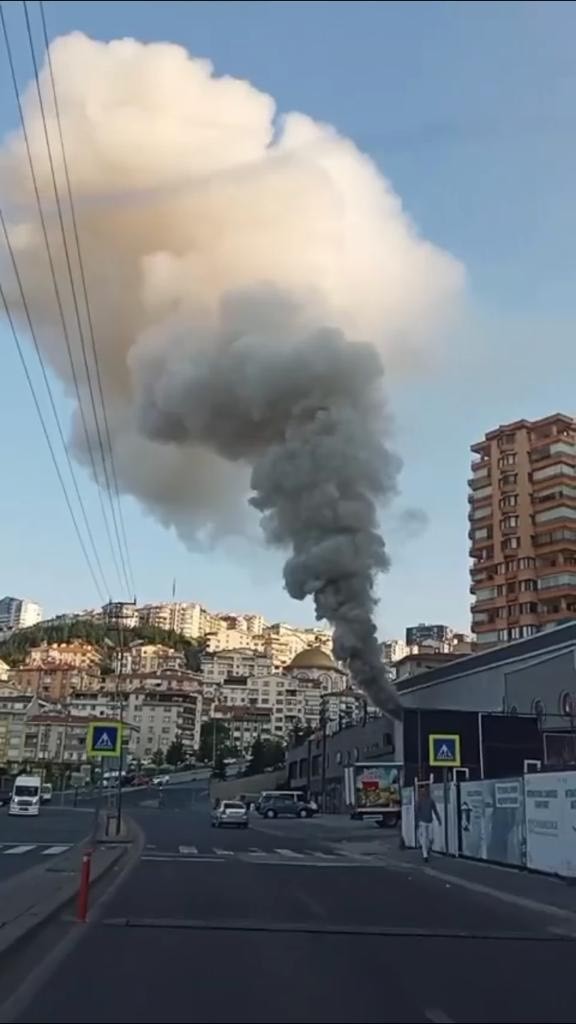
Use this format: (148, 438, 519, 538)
(86, 721, 122, 758)
(429, 733, 461, 767)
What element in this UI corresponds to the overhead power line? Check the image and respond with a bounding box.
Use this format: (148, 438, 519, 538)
(0, 222, 106, 602)
(9, 0, 132, 598)
(37, 0, 137, 600)
(24, 0, 135, 598)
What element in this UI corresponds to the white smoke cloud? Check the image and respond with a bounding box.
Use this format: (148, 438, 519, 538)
(0, 33, 464, 709)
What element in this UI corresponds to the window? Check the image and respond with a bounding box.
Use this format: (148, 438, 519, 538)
(518, 557, 535, 569)
(499, 432, 516, 447)
(502, 536, 520, 550)
(519, 579, 538, 592)
(535, 506, 576, 523)
(500, 472, 518, 486)
(498, 453, 517, 467)
(532, 698, 546, 719)
(470, 504, 492, 520)
(501, 515, 519, 529)
(538, 573, 576, 590)
(519, 602, 538, 614)
(500, 494, 518, 509)
(533, 462, 576, 481)
(561, 693, 575, 717)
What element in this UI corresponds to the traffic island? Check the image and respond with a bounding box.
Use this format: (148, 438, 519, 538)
(0, 815, 140, 958)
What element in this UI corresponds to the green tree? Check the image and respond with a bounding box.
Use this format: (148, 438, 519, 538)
(245, 737, 285, 776)
(198, 720, 230, 763)
(165, 738, 186, 766)
(211, 752, 227, 781)
(151, 748, 165, 767)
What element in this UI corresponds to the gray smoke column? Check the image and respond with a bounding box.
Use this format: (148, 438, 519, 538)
(134, 294, 403, 710)
(0, 34, 465, 710)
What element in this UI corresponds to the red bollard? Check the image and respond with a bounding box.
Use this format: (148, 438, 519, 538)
(76, 850, 92, 922)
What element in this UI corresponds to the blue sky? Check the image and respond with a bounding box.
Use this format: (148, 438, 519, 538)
(1, 0, 575, 635)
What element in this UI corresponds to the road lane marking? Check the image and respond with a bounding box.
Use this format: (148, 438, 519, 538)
(306, 851, 337, 859)
(178, 845, 198, 855)
(4, 845, 36, 854)
(274, 848, 304, 858)
(41, 845, 69, 855)
(213, 848, 234, 856)
(248, 848, 266, 855)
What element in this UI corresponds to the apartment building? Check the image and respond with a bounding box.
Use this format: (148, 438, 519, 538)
(0, 596, 42, 633)
(138, 602, 217, 639)
(201, 649, 275, 684)
(24, 642, 102, 670)
(213, 705, 273, 755)
(101, 601, 139, 629)
(130, 690, 202, 760)
(8, 666, 101, 701)
(204, 627, 264, 653)
(470, 413, 576, 647)
(113, 643, 186, 675)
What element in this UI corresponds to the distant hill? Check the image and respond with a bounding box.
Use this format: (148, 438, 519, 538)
(0, 618, 204, 671)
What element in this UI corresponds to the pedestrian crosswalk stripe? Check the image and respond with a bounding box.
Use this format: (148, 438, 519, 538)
(274, 848, 304, 857)
(1, 843, 71, 856)
(213, 848, 233, 856)
(178, 845, 198, 855)
(305, 850, 336, 859)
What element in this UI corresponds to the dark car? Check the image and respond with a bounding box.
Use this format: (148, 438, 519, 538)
(259, 797, 317, 819)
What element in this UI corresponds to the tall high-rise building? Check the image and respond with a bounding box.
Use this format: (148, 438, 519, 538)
(469, 413, 576, 648)
(0, 597, 42, 633)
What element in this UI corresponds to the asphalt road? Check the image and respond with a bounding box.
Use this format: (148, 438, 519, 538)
(12, 785, 576, 1022)
(0, 806, 90, 882)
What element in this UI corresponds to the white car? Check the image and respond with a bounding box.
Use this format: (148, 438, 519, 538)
(211, 800, 249, 829)
(153, 774, 171, 786)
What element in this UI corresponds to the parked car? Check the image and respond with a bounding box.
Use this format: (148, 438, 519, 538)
(258, 797, 317, 819)
(211, 800, 249, 829)
(152, 774, 171, 786)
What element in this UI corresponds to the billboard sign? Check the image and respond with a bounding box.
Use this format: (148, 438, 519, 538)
(352, 762, 402, 815)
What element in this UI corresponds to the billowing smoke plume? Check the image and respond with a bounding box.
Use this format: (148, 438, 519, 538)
(0, 34, 464, 712)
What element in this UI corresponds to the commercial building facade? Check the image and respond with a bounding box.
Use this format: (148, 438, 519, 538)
(470, 413, 576, 647)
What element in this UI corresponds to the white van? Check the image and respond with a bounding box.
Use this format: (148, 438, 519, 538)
(9, 775, 42, 816)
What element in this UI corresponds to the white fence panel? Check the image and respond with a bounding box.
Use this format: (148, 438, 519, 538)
(525, 771, 576, 877)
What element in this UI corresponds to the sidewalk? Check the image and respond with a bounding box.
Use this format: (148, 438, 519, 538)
(338, 833, 576, 927)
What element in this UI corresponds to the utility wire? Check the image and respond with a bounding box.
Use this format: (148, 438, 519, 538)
(38, 0, 137, 600)
(0, 242, 106, 602)
(25, 0, 135, 598)
(0, 1, 122, 599)
(5, 1, 130, 598)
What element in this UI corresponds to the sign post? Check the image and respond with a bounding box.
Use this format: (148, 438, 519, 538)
(429, 734, 461, 855)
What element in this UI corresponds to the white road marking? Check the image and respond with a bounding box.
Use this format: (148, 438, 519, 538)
(274, 848, 304, 858)
(4, 845, 36, 854)
(425, 1010, 454, 1023)
(213, 848, 234, 856)
(178, 845, 198, 855)
(248, 848, 266, 855)
(307, 851, 337, 859)
(41, 845, 69, 855)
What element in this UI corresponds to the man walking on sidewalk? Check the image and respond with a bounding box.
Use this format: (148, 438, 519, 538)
(415, 783, 441, 862)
